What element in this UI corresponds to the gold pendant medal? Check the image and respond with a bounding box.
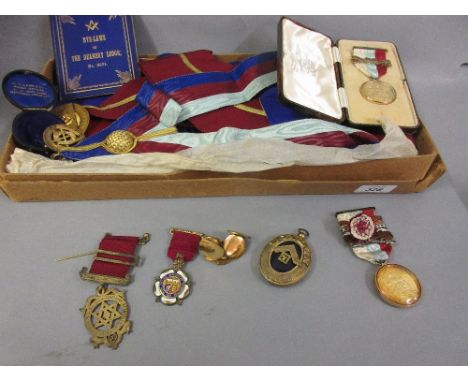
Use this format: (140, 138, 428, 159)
(360, 79, 397, 105)
(199, 231, 249, 265)
(199, 236, 226, 263)
(81, 285, 131, 349)
(375, 264, 421, 308)
(154, 229, 249, 305)
(57, 233, 150, 349)
(52, 103, 90, 133)
(154, 255, 192, 305)
(154, 229, 203, 306)
(43, 123, 85, 152)
(336, 208, 421, 308)
(259, 229, 312, 286)
(352, 47, 397, 105)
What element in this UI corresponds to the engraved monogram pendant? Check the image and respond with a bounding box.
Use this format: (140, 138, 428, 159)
(81, 285, 131, 349)
(259, 229, 312, 286)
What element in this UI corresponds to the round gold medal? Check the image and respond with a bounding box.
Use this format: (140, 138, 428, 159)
(259, 229, 312, 286)
(52, 103, 90, 133)
(360, 79, 397, 105)
(375, 264, 421, 308)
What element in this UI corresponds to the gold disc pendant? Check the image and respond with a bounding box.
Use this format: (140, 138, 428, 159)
(199, 236, 225, 263)
(259, 229, 312, 286)
(375, 264, 422, 308)
(200, 231, 249, 265)
(223, 231, 248, 260)
(52, 103, 90, 133)
(81, 285, 131, 349)
(360, 79, 397, 105)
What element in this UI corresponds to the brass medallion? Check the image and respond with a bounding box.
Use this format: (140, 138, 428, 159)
(81, 285, 131, 349)
(360, 79, 397, 105)
(375, 264, 421, 308)
(259, 229, 312, 286)
(52, 103, 90, 133)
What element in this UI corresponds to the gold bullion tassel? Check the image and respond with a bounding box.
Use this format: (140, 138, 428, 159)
(44, 126, 177, 154)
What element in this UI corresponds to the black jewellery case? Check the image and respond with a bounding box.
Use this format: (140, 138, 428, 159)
(2, 69, 63, 155)
(277, 17, 419, 133)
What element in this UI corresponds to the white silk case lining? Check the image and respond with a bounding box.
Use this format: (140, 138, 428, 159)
(279, 17, 419, 129)
(280, 18, 343, 121)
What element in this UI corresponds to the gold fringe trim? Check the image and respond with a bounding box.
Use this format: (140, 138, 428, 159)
(179, 53, 203, 73)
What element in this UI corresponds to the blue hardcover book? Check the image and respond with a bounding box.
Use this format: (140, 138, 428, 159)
(50, 15, 139, 101)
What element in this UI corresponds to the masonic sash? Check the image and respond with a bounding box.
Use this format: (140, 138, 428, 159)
(85, 51, 235, 122)
(145, 51, 270, 132)
(143, 119, 379, 148)
(60, 52, 277, 160)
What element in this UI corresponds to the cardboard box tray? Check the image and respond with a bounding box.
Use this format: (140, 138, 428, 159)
(0, 55, 446, 202)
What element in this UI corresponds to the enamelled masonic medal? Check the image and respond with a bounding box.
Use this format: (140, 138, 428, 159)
(352, 47, 397, 105)
(336, 208, 421, 308)
(154, 229, 202, 306)
(57, 233, 150, 349)
(154, 228, 249, 305)
(259, 229, 312, 286)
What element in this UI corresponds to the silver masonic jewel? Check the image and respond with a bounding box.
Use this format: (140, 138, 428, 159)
(154, 256, 191, 305)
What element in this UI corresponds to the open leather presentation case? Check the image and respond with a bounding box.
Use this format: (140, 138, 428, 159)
(0, 18, 445, 202)
(278, 17, 419, 132)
